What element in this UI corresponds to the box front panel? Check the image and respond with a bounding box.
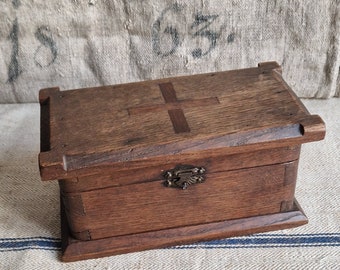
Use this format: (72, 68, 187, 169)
(62, 160, 298, 240)
(59, 146, 300, 193)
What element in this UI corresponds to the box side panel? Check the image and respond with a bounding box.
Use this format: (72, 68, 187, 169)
(40, 95, 51, 152)
(280, 159, 299, 212)
(59, 146, 301, 193)
(62, 160, 299, 240)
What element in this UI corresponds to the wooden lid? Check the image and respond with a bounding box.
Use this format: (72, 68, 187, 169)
(39, 62, 325, 180)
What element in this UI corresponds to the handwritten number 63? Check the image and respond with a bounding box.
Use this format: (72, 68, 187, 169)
(152, 4, 221, 59)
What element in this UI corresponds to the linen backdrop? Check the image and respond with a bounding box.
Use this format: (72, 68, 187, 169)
(0, 0, 339, 103)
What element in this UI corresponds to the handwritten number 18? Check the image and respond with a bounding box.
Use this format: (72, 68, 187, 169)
(7, 17, 57, 83)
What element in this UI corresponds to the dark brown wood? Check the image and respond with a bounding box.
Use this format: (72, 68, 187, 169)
(40, 96, 51, 152)
(127, 96, 219, 115)
(39, 62, 325, 180)
(59, 145, 301, 193)
(39, 62, 325, 262)
(62, 161, 298, 240)
(167, 108, 191, 133)
(61, 199, 308, 262)
(129, 82, 219, 133)
(159, 82, 178, 102)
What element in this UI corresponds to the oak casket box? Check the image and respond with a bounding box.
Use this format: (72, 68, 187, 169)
(39, 62, 325, 262)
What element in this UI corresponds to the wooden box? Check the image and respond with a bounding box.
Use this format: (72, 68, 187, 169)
(39, 62, 325, 262)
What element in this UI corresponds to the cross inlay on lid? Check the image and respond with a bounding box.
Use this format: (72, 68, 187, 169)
(128, 82, 219, 133)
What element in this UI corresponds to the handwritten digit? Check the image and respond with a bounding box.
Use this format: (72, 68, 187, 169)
(227, 33, 235, 43)
(7, 18, 21, 83)
(152, 4, 183, 57)
(191, 12, 219, 58)
(12, 0, 21, 8)
(34, 26, 57, 68)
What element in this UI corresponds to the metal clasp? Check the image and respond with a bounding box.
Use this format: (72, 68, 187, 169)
(163, 165, 206, 189)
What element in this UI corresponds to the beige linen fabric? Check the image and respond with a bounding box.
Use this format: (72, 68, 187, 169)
(0, 0, 340, 103)
(0, 98, 339, 269)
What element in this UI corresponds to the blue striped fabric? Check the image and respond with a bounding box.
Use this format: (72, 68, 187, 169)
(172, 233, 340, 249)
(0, 237, 61, 252)
(0, 233, 339, 252)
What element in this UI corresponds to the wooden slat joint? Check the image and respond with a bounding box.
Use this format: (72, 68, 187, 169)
(258, 61, 282, 74)
(283, 160, 298, 186)
(299, 115, 326, 141)
(39, 87, 60, 103)
(71, 230, 92, 241)
(61, 193, 86, 216)
(280, 200, 294, 212)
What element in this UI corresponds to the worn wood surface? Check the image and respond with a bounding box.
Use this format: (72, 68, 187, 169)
(62, 161, 298, 240)
(61, 199, 308, 262)
(59, 145, 300, 193)
(39, 62, 325, 180)
(39, 62, 325, 261)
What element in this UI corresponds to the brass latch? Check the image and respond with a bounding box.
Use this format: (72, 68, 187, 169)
(163, 165, 206, 189)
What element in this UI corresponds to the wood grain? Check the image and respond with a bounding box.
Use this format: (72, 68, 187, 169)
(39, 62, 325, 180)
(62, 161, 298, 240)
(39, 62, 324, 261)
(59, 145, 300, 193)
(61, 198, 308, 262)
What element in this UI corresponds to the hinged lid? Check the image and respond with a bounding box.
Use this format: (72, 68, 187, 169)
(39, 62, 325, 180)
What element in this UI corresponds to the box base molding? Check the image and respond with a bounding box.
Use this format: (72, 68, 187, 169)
(61, 199, 307, 262)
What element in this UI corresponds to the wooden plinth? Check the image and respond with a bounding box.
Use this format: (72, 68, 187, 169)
(60, 199, 307, 262)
